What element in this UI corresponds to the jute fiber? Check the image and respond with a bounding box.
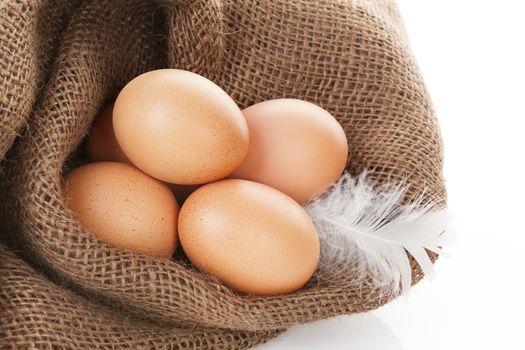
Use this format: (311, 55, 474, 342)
(0, 0, 445, 348)
(0, 243, 280, 348)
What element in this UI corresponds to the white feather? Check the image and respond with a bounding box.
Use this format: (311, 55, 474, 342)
(304, 172, 455, 296)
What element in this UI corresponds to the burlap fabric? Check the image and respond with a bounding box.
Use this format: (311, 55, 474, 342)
(0, 0, 445, 348)
(0, 243, 281, 348)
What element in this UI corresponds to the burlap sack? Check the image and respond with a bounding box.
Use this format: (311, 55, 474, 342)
(0, 243, 281, 348)
(0, 0, 445, 348)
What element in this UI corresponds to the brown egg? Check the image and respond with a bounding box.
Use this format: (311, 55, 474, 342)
(85, 106, 191, 205)
(62, 162, 179, 258)
(113, 69, 249, 185)
(179, 179, 320, 295)
(230, 99, 348, 204)
(85, 104, 130, 164)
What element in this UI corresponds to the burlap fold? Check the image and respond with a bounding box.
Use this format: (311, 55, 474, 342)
(0, 0, 445, 348)
(0, 243, 280, 348)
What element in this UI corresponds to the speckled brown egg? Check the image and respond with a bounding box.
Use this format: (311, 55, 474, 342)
(85, 104, 130, 164)
(230, 99, 348, 204)
(113, 69, 249, 185)
(62, 162, 179, 258)
(178, 179, 320, 295)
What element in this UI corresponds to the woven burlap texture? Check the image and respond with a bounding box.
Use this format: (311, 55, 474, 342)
(0, 243, 281, 348)
(0, 0, 445, 348)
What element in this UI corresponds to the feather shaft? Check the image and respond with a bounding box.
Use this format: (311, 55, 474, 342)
(304, 172, 454, 295)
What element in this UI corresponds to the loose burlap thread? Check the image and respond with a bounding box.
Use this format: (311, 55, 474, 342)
(0, 0, 445, 348)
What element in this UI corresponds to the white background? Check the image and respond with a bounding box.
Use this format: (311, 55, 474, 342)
(254, 1, 525, 349)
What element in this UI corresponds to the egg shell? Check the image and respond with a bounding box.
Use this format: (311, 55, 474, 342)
(178, 179, 320, 295)
(230, 98, 348, 203)
(62, 162, 179, 258)
(113, 69, 249, 185)
(85, 106, 191, 205)
(85, 104, 130, 164)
